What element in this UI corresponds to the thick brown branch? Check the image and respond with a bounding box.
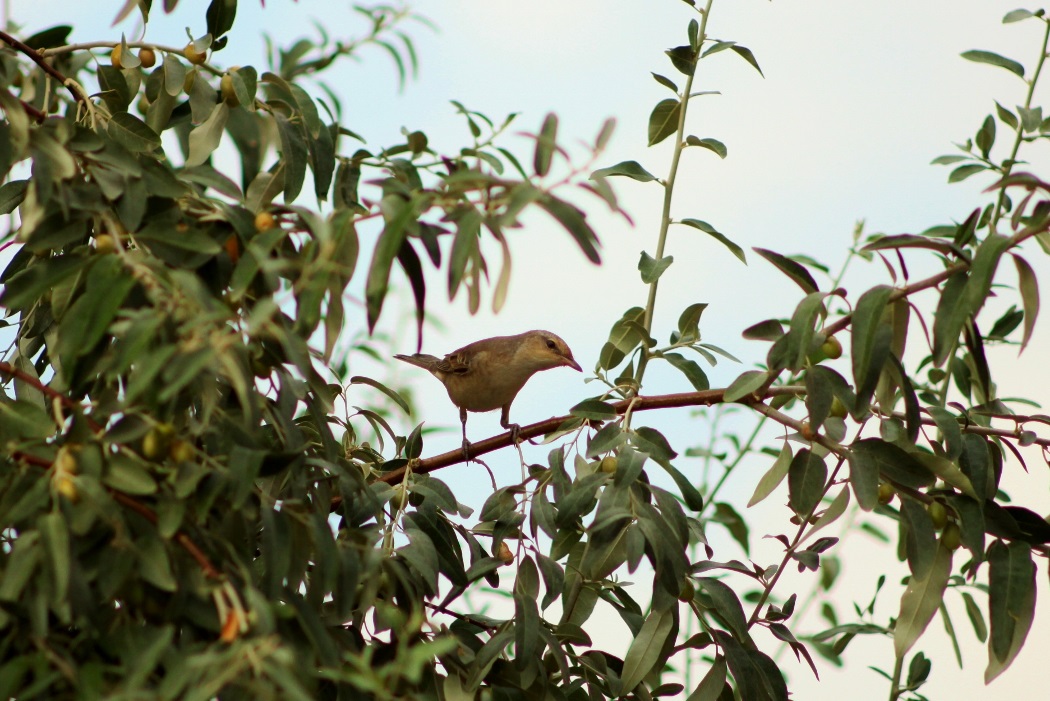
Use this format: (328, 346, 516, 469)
(370, 386, 805, 486)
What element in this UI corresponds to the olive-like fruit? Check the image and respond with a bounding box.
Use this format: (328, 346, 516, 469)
(600, 456, 618, 474)
(496, 541, 514, 564)
(877, 482, 896, 505)
(138, 48, 157, 68)
(829, 396, 848, 419)
(941, 522, 962, 551)
(143, 425, 174, 460)
(220, 73, 239, 106)
(110, 45, 124, 69)
(55, 475, 78, 502)
(391, 484, 409, 511)
(169, 440, 194, 463)
(928, 501, 948, 530)
(800, 422, 817, 441)
(94, 234, 117, 254)
(183, 42, 207, 66)
(821, 336, 843, 359)
(254, 211, 275, 232)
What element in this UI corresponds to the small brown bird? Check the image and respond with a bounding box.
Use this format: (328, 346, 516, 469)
(395, 330, 582, 459)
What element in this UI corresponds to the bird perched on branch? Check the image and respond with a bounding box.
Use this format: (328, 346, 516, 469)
(395, 330, 582, 460)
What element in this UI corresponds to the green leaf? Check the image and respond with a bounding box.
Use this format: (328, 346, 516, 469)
(723, 369, 767, 403)
(591, 160, 658, 182)
(586, 422, 627, 457)
(900, 500, 937, 579)
(648, 98, 681, 147)
(662, 352, 709, 391)
(788, 449, 827, 517)
(104, 455, 158, 495)
(713, 502, 750, 555)
(932, 271, 969, 367)
(995, 100, 1019, 130)
(107, 112, 161, 153)
(976, 114, 996, 158)
(365, 197, 414, 332)
(851, 285, 893, 408)
(963, 591, 988, 642)
(1003, 9, 1034, 22)
(687, 657, 728, 701)
(961, 49, 1024, 79)
(274, 111, 308, 202)
(0, 179, 28, 214)
(1012, 253, 1039, 352)
(38, 511, 70, 605)
(638, 250, 673, 283)
(850, 438, 936, 490)
(754, 248, 818, 293)
(569, 399, 618, 420)
(985, 540, 1035, 682)
(186, 102, 231, 167)
(730, 45, 764, 76)
(685, 135, 727, 158)
(748, 443, 792, 508)
(349, 376, 410, 414)
(911, 453, 977, 499)
(537, 195, 601, 264)
(533, 112, 558, 176)
(948, 163, 987, 183)
(894, 542, 952, 657)
(679, 219, 746, 263)
(620, 606, 675, 694)
(651, 72, 679, 93)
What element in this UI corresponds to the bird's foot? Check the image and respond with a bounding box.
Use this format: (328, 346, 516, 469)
(461, 437, 472, 463)
(507, 423, 522, 446)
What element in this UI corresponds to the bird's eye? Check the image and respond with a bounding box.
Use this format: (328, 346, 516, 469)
(546, 340, 557, 350)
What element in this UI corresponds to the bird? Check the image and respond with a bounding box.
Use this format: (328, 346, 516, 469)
(395, 330, 582, 460)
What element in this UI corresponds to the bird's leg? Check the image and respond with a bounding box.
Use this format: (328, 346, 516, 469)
(500, 405, 522, 446)
(460, 407, 471, 462)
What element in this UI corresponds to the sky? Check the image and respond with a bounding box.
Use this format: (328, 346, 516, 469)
(10, 0, 1050, 697)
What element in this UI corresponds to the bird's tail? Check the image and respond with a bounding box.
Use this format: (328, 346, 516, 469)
(393, 353, 441, 371)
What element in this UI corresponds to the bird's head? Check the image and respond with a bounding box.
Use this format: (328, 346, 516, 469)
(519, 330, 582, 372)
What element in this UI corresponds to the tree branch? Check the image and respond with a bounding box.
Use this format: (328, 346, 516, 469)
(0, 30, 84, 104)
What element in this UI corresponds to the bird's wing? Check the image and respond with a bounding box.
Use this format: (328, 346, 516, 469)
(436, 351, 472, 375)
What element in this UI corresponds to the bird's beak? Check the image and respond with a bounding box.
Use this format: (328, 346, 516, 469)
(564, 357, 582, 372)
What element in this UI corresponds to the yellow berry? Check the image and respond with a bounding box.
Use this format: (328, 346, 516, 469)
(496, 542, 514, 564)
(169, 440, 194, 463)
(94, 234, 117, 254)
(800, 422, 816, 441)
(138, 48, 156, 68)
(55, 475, 78, 502)
(600, 456, 618, 474)
(877, 482, 895, 505)
(254, 211, 276, 232)
(829, 396, 848, 419)
(941, 522, 962, 551)
(391, 484, 409, 511)
(821, 336, 843, 359)
(143, 425, 173, 460)
(183, 42, 207, 66)
(928, 501, 948, 530)
(220, 74, 239, 106)
(110, 45, 124, 69)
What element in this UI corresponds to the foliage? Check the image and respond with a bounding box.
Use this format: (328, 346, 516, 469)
(0, 1, 1049, 700)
